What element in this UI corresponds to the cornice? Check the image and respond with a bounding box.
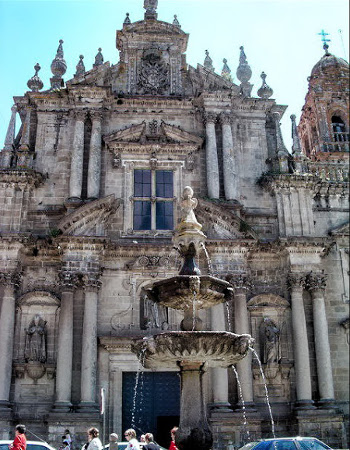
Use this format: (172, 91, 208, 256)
(0, 169, 45, 187)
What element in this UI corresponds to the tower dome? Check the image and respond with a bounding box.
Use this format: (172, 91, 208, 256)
(310, 52, 349, 79)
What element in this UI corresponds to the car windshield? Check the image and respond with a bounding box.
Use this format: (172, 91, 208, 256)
(250, 442, 298, 450)
(298, 440, 330, 450)
(239, 443, 260, 450)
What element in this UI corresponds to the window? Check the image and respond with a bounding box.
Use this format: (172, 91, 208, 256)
(331, 115, 348, 142)
(133, 169, 174, 231)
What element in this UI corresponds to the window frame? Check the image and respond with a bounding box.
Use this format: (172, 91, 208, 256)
(122, 159, 184, 237)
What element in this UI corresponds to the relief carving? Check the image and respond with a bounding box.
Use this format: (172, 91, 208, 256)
(138, 50, 169, 95)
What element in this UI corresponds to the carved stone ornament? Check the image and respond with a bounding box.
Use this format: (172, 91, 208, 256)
(226, 273, 252, 292)
(25, 314, 47, 364)
(138, 50, 169, 95)
(287, 273, 306, 290)
(0, 270, 21, 288)
(305, 271, 327, 292)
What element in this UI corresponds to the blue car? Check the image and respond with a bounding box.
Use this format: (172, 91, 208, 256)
(238, 437, 332, 450)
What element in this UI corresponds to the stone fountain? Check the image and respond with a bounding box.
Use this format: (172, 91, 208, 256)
(132, 187, 253, 450)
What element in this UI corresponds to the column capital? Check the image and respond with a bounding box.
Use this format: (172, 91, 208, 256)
(219, 112, 232, 125)
(0, 270, 21, 288)
(89, 110, 103, 122)
(287, 273, 306, 291)
(58, 270, 81, 290)
(226, 273, 252, 293)
(82, 272, 102, 291)
(203, 112, 217, 125)
(73, 110, 87, 121)
(305, 271, 327, 292)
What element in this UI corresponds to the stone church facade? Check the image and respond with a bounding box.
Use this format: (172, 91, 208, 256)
(0, 1, 349, 448)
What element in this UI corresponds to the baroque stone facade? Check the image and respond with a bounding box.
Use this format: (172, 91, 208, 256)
(0, 2, 349, 449)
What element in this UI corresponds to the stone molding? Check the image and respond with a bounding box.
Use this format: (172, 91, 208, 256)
(0, 169, 45, 188)
(247, 293, 290, 309)
(17, 290, 60, 307)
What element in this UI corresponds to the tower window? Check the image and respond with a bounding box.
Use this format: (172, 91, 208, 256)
(331, 116, 348, 142)
(133, 169, 174, 231)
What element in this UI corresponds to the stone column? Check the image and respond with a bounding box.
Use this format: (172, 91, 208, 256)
(0, 271, 20, 409)
(306, 272, 335, 407)
(69, 111, 86, 201)
(220, 113, 236, 200)
(287, 274, 314, 408)
(229, 274, 254, 407)
(80, 273, 101, 410)
(54, 271, 76, 410)
(87, 111, 102, 200)
(211, 303, 230, 410)
(204, 113, 220, 199)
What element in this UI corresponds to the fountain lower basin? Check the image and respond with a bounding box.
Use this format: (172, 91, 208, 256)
(132, 331, 253, 369)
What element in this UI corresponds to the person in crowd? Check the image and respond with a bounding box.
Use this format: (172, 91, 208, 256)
(61, 440, 70, 450)
(139, 436, 146, 444)
(142, 433, 160, 450)
(124, 429, 140, 450)
(9, 425, 27, 450)
(168, 427, 178, 450)
(85, 428, 103, 450)
(109, 433, 119, 450)
(63, 430, 72, 449)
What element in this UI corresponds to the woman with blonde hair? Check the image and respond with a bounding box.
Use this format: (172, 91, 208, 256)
(85, 428, 103, 450)
(124, 429, 140, 450)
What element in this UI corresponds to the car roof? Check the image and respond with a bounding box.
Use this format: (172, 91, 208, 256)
(0, 440, 55, 449)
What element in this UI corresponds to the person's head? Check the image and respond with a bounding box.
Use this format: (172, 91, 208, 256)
(63, 441, 69, 446)
(124, 429, 136, 441)
(87, 428, 99, 441)
(15, 425, 26, 436)
(170, 427, 178, 442)
(109, 434, 118, 443)
(64, 430, 70, 435)
(140, 435, 146, 443)
(144, 433, 154, 444)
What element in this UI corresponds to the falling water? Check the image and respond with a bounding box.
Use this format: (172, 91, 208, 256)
(192, 291, 197, 331)
(250, 347, 276, 438)
(225, 301, 232, 331)
(201, 243, 212, 275)
(232, 365, 250, 444)
(131, 348, 146, 428)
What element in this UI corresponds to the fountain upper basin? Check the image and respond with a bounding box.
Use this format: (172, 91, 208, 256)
(132, 331, 254, 370)
(145, 275, 234, 311)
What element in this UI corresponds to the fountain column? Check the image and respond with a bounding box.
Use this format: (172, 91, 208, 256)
(69, 111, 86, 201)
(287, 274, 314, 408)
(230, 274, 254, 406)
(87, 111, 102, 200)
(54, 271, 76, 410)
(306, 272, 335, 408)
(204, 113, 220, 199)
(220, 113, 236, 200)
(80, 273, 101, 410)
(211, 303, 230, 410)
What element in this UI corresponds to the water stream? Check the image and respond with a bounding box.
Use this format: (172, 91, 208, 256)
(250, 347, 276, 438)
(131, 348, 146, 428)
(192, 291, 197, 331)
(201, 243, 212, 275)
(232, 365, 250, 444)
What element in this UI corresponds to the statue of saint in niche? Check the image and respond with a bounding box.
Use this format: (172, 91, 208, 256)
(260, 317, 281, 366)
(25, 314, 47, 363)
(140, 290, 169, 330)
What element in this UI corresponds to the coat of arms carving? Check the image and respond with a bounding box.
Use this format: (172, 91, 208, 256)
(138, 50, 169, 94)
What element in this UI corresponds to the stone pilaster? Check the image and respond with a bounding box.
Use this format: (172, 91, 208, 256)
(220, 113, 236, 200)
(211, 303, 230, 411)
(306, 272, 335, 408)
(0, 271, 20, 409)
(69, 111, 86, 201)
(79, 272, 101, 410)
(204, 113, 220, 199)
(54, 271, 78, 411)
(228, 274, 254, 407)
(87, 111, 102, 200)
(287, 274, 315, 409)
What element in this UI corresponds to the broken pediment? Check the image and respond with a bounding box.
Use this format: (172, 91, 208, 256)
(103, 120, 203, 150)
(58, 195, 121, 237)
(196, 200, 258, 241)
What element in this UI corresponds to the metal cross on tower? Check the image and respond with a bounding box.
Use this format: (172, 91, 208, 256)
(318, 29, 331, 54)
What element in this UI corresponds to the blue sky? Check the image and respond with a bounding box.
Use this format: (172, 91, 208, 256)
(0, 0, 349, 149)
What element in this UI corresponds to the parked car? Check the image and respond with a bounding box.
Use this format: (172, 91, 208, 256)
(238, 437, 332, 450)
(0, 441, 56, 450)
(104, 442, 166, 450)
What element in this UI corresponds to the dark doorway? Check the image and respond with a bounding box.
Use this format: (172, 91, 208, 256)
(122, 372, 180, 448)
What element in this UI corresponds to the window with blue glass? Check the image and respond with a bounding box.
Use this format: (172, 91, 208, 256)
(133, 169, 174, 231)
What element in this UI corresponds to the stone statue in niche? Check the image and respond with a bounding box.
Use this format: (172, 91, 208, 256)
(140, 290, 169, 330)
(138, 50, 169, 95)
(25, 314, 47, 363)
(260, 317, 281, 367)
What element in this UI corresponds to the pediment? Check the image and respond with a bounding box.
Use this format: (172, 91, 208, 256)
(196, 200, 258, 240)
(329, 221, 349, 236)
(58, 195, 121, 236)
(104, 121, 203, 148)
